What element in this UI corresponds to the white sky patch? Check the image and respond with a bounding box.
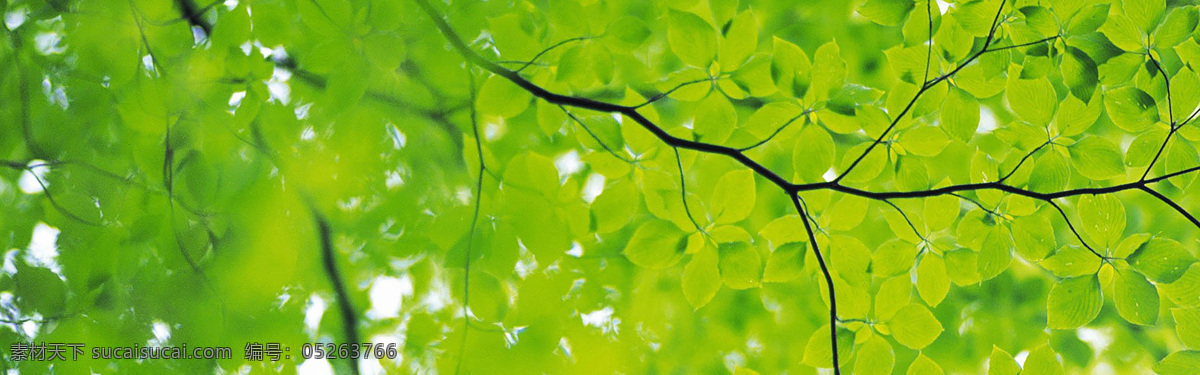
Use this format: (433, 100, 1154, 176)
(514, 241, 538, 279)
(565, 242, 584, 258)
(484, 120, 505, 141)
(300, 126, 316, 141)
(141, 55, 156, 74)
(22, 315, 41, 337)
(3, 249, 20, 274)
(387, 124, 406, 149)
(149, 320, 171, 346)
(681, 118, 694, 130)
(34, 31, 65, 55)
(1014, 350, 1030, 366)
(304, 295, 327, 338)
(977, 106, 997, 134)
(723, 351, 747, 374)
(4, 7, 27, 30)
(366, 276, 412, 320)
(239, 41, 254, 56)
(581, 173, 605, 203)
(27, 223, 61, 274)
(267, 67, 291, 104)
(224, 0, 239, 10)
(580, 306, 619, 336)
(42, 76, 69, 110)
(228, 91, 247, 111)
(295, 103, 312, 120)
(385, 170, 405, 190)
(822, 167, 838, 182)
(555, 150, 583, 179)
(1077, 327, 1113, 352)
(936, 0, 951, 14)
(297, 358, 333, 375)
(455, 186, 472, 205)
(191, 26, 208, 44)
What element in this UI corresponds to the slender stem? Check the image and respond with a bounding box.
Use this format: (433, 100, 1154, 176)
(791, 193, 840, 375)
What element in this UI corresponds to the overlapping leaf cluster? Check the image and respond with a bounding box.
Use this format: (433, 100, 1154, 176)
(3, 0, 1200, 374)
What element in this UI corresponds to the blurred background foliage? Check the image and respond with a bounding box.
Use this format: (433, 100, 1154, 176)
(1, 0, 1200, 374)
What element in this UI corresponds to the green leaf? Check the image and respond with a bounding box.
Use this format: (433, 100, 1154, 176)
(772, 36, 812, 97)
(1155, 350, 1200, 375)
(1127, 129, 1169, 168)
(764, 242, 806, 282)
(1067, 4, 1110, 35)
(1165, 264, 1200, 307)
(695, 94, 738, 143)
(1039, 247, 1102, 278)
(1168, 68, 1200, 123)
(840, 142, 888, 183)
(467, 272, 508, 322)
(988, 346, 1021, 375)
(1011, 214, 1056, 261)
(1062, 47, 1099, 101)
(854, 335, 895, 375)
(875, 275, 912, 320)
(1078, 193, 1126, 249)
(1115, 270, 1160, 325)
(1022, 345, 1065, 375)
(1101, 13, 1147, 52)
(889, 303, 943, 349)
(1028, 152, 1070, 194)
(606, 16, 652, 50)
(810, 41, 847, 101)
(1129, 238, 1197, 283)
(1165, 141, 1199, 190)
(873, 239, 918, 277)
(907, 353, 944, 375)
(711, 170, 757, 224)
(719, 10, 758, 69)
(477, 74, 533, 119)
(802, 324, 854, 368)
(760, 215, 806, 246)
(917, 254, 950, 307)
(858, 0, 915, 26)
(978, 229, 1013, 281)
(668, 10, 718, 67)
(1019, 6, 1058, 37)
(1056, 93, 1103, 137)
(14, 262, 67, 316)
(1007, 76, 1057, 125)
(942, 86, 980, 142)
(1123, 0, 1165, 33)
(1069, 136, 1126, 180)
(745, 101, 802, 139)
(1173, 307, 1200, 349)
(898, 126, 950, 157)
(591, 179, 638, 234)
(622, 219, 687, 269)
(806, 324, 854, 367)
(794, 125, 836, 183)
(719, 242, 763, 289)
(945, 248, 982, 286)
(1154, 6, 1199, 48)
(682, 245, 722, 309)
(1047, 275, 1103, 329)
(1104, 86, 1160, 132)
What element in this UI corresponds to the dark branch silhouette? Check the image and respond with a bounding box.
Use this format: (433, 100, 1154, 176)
(410, 0, 1200, 371)
(310, 206, 361, 375)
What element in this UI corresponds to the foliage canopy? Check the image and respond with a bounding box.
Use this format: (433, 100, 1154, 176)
(4, 0, 1200, 374)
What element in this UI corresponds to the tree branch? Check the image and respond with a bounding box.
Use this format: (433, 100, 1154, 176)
(791, 193, 840, 375)
(310, 206, 361, 375)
